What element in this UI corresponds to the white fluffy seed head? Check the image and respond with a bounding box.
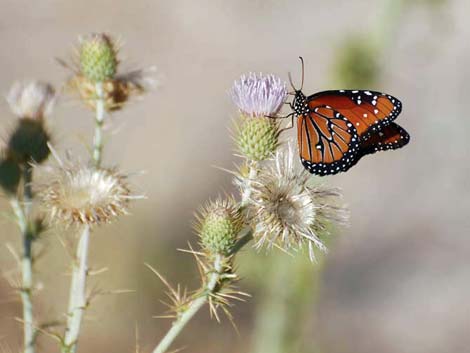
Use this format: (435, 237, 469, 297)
(39, 165, 133, 227)
(248, 143, 349, 261)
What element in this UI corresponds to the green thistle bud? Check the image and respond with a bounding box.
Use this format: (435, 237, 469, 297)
(236, 116, 279, 161)
(8, 118, 50, 164)
(0, 157, 21, 195)
(197, 199, 243, 256)
(79, 33, 118, 82)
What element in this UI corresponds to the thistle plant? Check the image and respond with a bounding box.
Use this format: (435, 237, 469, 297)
(0, 32, 153, 353)
(1, 80, 55, 353)
(1, 34, 348, 353)
(148, 72, 348, 353)
(50, 33, 152, 353)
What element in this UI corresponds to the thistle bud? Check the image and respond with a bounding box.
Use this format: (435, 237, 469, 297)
(196, 199, 243, 256)
(65, 34, 155, 111)
(236, 115, 279, 161)
(79, 33, 118, 82)
(8, 118, 50, 164)
(0, 156, 21, 195)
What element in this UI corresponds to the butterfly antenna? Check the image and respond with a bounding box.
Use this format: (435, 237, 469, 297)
(299, 56, 305, 90)
(288, 72, 296, 91)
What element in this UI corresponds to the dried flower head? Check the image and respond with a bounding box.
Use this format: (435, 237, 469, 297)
(248, 144, 349, 261)
(62, 33, 156, 111)
(39, 163, 133, 226)
(6, 81, 56, 120)
(195, 198, 244, 256)
(67, 68, 156, 111)
(230, 73, 287, 118)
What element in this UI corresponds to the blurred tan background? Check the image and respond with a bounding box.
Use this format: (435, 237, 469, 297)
(1, 0, 470, 352)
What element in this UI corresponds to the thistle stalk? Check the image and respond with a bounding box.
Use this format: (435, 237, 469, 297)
(22, 166, 35, 353)
(251, 256, 291, 353)
(63, 225, 90, 353)
(62, 76, 105, 353)
(152, 254, 223, 353)
(152, 229, 253, 353)
(92, 82, 105, 167)
(10, 165, 37, 353)
(63, 80, 105, 352)
(240, 162, 258, 207)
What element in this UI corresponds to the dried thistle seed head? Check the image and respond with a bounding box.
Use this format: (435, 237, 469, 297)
(235, 115, 280, 161)
(196, 198, 243, 256)
(6, 81, 56, 120)
(67, 73, 152, 112)
(249, 144, 349, 261)
(230, 72, 287, 118)
(0, 156, 21, 195)
(8, 118, 50, 164)
(39, 164, 133, 226)
(79, 33, 118, 82)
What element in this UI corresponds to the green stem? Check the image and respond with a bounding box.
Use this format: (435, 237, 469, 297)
(251, 256, 321, 353)
(63, 225, 90, 353)
(62, 81, 104, 352)
(21, 238, 34, 353)
(152, 255, 222, 353)
(152, 229, 253, 353)
(92, 82, 105, 168)
(251, 256, 292, 353)
(11, 166, 37, 353)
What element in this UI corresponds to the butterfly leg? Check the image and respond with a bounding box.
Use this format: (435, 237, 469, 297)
(279, 115, 295, 133)
(265, 111, 294, 119)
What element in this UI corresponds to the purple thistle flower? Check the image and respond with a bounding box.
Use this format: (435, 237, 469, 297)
(230, 73, 287, 118)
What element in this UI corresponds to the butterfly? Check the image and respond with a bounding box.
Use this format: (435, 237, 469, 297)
(285, 58, 410, 176)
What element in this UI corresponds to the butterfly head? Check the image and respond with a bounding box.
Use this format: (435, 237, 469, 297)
(292, 90, 309, 116)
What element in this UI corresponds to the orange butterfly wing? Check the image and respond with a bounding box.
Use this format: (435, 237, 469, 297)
(307, 90, 402, 139)
(297, 107, 360, 175)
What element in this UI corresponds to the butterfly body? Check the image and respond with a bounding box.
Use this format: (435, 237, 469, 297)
(291, 89, 409, 175)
